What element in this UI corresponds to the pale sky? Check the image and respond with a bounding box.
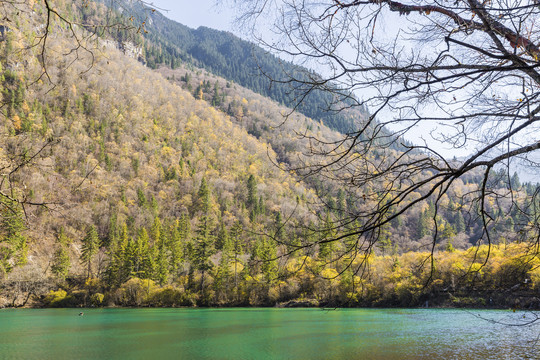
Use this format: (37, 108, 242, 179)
(148, 1, 237, 32)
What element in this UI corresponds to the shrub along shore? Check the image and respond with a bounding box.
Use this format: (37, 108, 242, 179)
(2, 243, 538, 310)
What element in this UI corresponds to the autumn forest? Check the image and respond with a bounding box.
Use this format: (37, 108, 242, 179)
(1, 0, 539, 311)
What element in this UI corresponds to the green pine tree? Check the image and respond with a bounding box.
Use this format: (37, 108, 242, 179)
(260, 238, 278, 286)
(230, 221, 244, 298)
(80, 225, 99, 279)
(247, 174, 257, 209)
(154, 221, 169, 286)
(337, 189, 346, 216)
(51, 227, 71, 280)
(215, 221, 228, 251)
(275, 212, 284, 243)
(137, 188, 146, 207)
(0, 197, 27, 275)
(107, 223, 128, 286)
(318, 212, 336, 262)
(136, 228, 154, 279)
(455, 211, 466, 234)
(167, 219, 184, 281)
(214, 233, 233, 302)
(194, 178, 215, 294)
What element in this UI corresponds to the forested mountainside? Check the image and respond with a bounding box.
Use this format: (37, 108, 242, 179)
(156, 63, 540, 251)
(95, 0, 369, 135)
(0, 1, 539, 309)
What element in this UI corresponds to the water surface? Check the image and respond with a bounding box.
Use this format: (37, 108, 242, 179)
(0, 308, 537, 359)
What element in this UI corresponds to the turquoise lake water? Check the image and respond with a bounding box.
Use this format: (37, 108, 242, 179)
(0, 308, 537, 359)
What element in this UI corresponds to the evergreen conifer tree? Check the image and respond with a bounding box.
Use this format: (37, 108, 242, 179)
(194, 178, 215, 294)
(107, 223, 128, 286)
(214, 232, 233, 302)
(80, 225, 99, 279)
(0, 198, 27, 275)
(168, 219, 183, 281)
(230, 221, 244, 298)
(455, 211, 466, 234)
(51, 227, 71, 280)
(318, 212, 336, 262)
(247, 174, 257, 209)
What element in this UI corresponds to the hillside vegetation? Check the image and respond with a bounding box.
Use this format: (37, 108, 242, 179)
(0, 0, 538, 309)
(86, 0, 369, 135)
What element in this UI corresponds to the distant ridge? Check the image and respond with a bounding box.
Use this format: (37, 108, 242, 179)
(116, 0, 366, 135)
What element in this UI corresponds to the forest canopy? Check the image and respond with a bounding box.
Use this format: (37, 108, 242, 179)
(0, 0, 538, 310)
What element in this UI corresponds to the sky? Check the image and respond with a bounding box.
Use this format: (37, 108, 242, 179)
(148, 1, 237, 33)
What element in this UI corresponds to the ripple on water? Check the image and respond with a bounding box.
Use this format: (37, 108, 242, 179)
(0, 308, 538, 360)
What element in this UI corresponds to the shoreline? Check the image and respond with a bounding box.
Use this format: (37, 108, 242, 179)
(2, 300, 538, 311)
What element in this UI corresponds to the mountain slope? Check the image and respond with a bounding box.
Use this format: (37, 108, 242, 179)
(0, 0, 537, 309)
(124, 1, 367, 135)
(0, 4, 315, 299)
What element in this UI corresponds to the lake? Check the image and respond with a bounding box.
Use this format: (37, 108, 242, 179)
(0, 308, 537, 359)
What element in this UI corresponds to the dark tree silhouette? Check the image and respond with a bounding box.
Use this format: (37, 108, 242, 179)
(230, 0, 540, 281)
